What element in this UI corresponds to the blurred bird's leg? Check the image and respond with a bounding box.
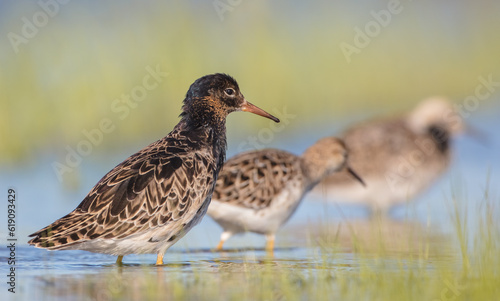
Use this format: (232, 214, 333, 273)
(265, 234, 275, 254)
(216, 231, 232, 251)
(368, 205, 390, 220)
(156, 253, 164, 265)
(215, 240, 224, 251)
(116, 255, 124, 265)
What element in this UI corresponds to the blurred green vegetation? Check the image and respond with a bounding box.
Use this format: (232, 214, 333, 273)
(1, 0, 499, 164)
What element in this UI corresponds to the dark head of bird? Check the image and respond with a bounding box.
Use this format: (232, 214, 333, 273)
(178, 73, 280, 172)
(179, 73, 279, 131)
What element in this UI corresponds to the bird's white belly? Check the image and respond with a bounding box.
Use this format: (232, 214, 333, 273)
(316, 168, 444, 210)
(208, 184, 304, 235)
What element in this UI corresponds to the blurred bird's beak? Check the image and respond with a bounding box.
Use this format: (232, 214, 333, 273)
(241, 100, 280, 123)
(347, 167, 366, 187)
(465, 124, 489, 146)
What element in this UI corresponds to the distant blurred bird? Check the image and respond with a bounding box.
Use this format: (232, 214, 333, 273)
(316, 97, 466, 214)
(208, 137, 364, 252)
(28, 73, 279, 265)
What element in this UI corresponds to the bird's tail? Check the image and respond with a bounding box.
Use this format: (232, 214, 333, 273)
(28, 212, 93, 250)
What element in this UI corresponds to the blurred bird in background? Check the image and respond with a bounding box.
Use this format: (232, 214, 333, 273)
(316, 97, 470, 215)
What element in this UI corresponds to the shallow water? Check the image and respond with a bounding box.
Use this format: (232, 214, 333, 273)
(1, 109, 499, 300)
(4, 240, 461, 300)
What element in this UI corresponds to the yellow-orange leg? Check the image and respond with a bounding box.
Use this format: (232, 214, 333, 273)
(215, 231, 232, 251)
(265, 234, 275, 255)
(156, 253, 164, 265)
(215, 240, 225, 251)
(116, 255, 124, 265)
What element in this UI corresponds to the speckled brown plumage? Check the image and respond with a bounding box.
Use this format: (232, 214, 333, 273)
(208, 137, 364, 251)
(28, 73, 279, 264)
(30, 129, 216, 250)
(212, 150, 302, 211)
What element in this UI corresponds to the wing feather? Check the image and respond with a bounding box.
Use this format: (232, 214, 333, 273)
(28, 129, 217, 250)
(213, 149, 301, 210)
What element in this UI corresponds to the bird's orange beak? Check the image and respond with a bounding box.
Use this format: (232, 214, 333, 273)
(241, 100, 280, 123)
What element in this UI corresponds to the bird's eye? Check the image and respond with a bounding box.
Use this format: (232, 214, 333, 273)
(224, 88, 235, 96)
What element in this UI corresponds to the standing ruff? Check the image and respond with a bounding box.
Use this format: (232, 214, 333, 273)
(29, 73, 279, 265)
(316, 97, 465, 214)
(208, 137, 364, 252)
